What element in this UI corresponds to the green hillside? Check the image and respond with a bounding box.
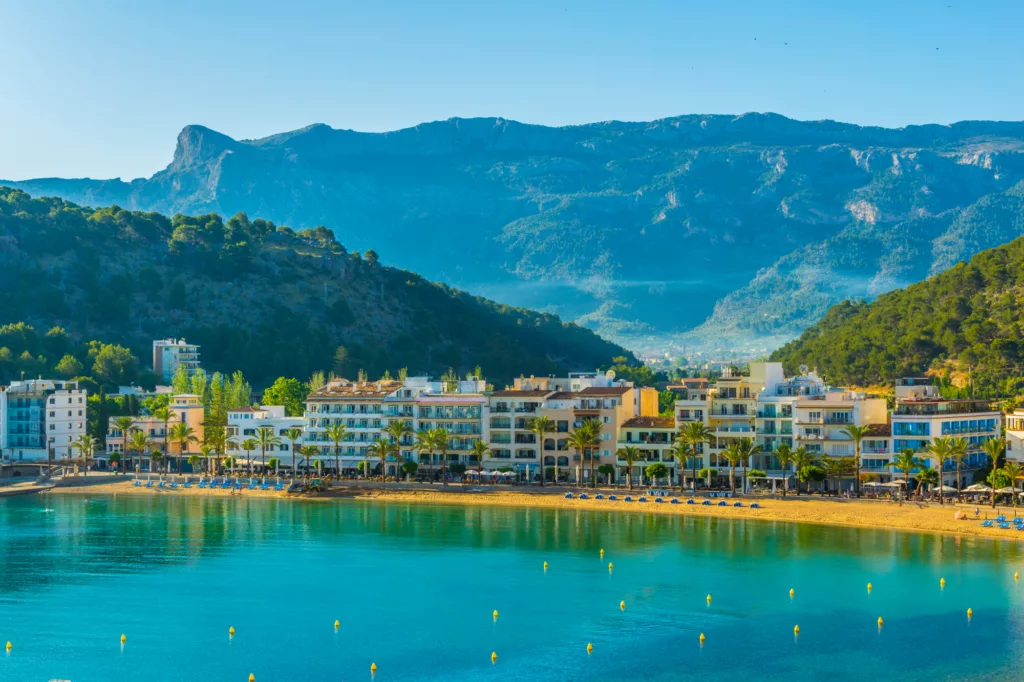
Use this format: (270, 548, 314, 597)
(0, 187, 631, 388)
(770, 209, 1024, 398)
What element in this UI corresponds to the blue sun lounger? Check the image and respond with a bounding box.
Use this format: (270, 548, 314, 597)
(750, 503, 761, 509)
(701, 500, 711, 506)
(608, 495, 618, 501)
(133, 480, 142, 486)
(579, 493, 589, 500)
(638, 497, 648, 502)
(687, 498, 696, 505)
(670, 498, 680, 504)
(733, 501, 743, 507)
(624, 496, 633, 502)
(979, 520, 994, 527)
(595, 494, 605, 500)
(717, 500, 727, 507)
(564, 493, 574, 499)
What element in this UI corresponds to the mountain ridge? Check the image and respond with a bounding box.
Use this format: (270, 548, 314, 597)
(7, 111, 1024, 353)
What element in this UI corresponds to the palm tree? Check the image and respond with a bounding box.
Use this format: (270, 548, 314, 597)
(668, 435, 691, 492)
(324, 423, 348, 479)
(948, 437, 971, 497)
(128, 430, 154, 473)
(384, 420, 413, 478)
(840, 424, 869, 495)
(916, 465, 939, 499)
(982, 437, 1006, 508)
(720, 442, 744, 494)
(414, 429, 439, 480)
(69, 434, 96, 475)
(774, 443, 796, 496)
(433, 427, 452, 485)
(199, 444, 213, 475)
(582, 417, 603, 489)
(734, 437, 762, 494)
(926, 437, 953, 505)
(528, 416, 555, 486)
(1001, 461, 1024, 511)
(187, 454, 201, 473)
(566, 428, 592, 488)
(367, 437, 395, 481)
(300, 445, 320, 478)
(113, 416, 135, 473)
(791, 446, 816, 495)
(616, 445, 641, 490)
(679, 422, 713, 493)
(469, 440, 489, 474)
(283, 427, 302, 476)
(887, 448, 921, 491)
(255, 426, 282, 473)
(168, 423, 198, 474)
(241, 438, 257, 473)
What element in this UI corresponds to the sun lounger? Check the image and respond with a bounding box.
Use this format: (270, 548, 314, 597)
(1013, 517, 1023, 524)
(996, 515, 1007, 522)
(999, 522, 1012, 529)
(624, 496, 633, 502)
(595, 494, 605, 500)
(979, 520, 994, 527)
(717, 500, 727, 506)
(733, 502, 743, 507)
(274, 483, 284, 491)
(564, 493, 574, 499)
(670, 498, 680, 504)
(687, 499, 695, 505)
(260, 483, 270, 490)
(133, 481, 141, 486)
(654, 497, 664, 503)
(579, 493, 589, 500)
(158, 481, 166, 488)
(145, 481, 154, 487)
(701, 500, 711, 506)
(169, 482, 178, 489)
(637, 497, 648, 502)
(750, 503, 761, 509)
(608, 495, 618, 501)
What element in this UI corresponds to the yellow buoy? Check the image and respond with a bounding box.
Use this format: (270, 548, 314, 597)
(940, 577, 946, 588)
(699, 633, 705, 644)
(967, 608, 973, 618)
(229, 626, 235, 637)
(706, 594, 712, 604)
(491, 651, 497, 663)
(587, 642, 593, 654)
(248, 675, 255, 682)
(543, 561, 548, 570)
(789, 588, 794, 598)
(877, 617, 884, 627)
(334, 619, 340, 629)
(120, 634, 126, 644)
(867, 582, 873, 592)
(600, 548, 604, 557)
(371, 662, 377, 674)
(793, 625, 800, 635)
(608, 562, 614, 571)
(493, 609, 499, 620)
(619, 600, 626, 610)
(1016, 572, 1020, 581)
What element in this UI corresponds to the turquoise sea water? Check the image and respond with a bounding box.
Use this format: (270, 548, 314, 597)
(1, 495, 1024, 681)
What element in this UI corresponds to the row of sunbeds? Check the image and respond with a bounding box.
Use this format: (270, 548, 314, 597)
(563, 491, 761, 509)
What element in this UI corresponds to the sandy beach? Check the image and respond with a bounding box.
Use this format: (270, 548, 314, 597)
(43, 477, 1024, 541)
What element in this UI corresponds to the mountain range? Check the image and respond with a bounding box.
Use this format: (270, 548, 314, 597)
(7, 113, 1024, 354)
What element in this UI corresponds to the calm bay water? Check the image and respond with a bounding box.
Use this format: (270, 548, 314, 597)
(1, 495, 1024, 681)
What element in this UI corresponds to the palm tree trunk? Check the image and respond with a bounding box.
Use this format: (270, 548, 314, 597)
(692, 452, 698, 493)
(730, 464, 736, 494)
(956, 462, 962, 498)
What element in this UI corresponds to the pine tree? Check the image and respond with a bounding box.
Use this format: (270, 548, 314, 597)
(171, 365, 190, 395)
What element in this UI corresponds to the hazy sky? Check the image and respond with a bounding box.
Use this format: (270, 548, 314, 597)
(2, 0, 1021, 180)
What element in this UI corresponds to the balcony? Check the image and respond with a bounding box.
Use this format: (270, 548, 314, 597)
(824, 418, 852, 425)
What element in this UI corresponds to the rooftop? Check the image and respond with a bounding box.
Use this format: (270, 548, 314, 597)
(622, 416, 676, 429)
(578, 386, 631, 396)
(307, 379, 405, 400)
(490, 390, 553, 398)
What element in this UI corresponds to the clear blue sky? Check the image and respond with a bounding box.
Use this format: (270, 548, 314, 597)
(2, 0, 1021, 180)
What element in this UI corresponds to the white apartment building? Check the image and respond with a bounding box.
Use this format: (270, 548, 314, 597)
(153, 338, 201, 383)
(1004, 409, 1024, 464)
(0, 379, 87, 462)
(304, 376, 488, 477)
(891, 378, 1001, 487)
(227, 406, 305, 470)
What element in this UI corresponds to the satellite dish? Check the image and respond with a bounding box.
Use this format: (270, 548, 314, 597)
(799, 364, 809, 375)
(605, 369, 616, 380)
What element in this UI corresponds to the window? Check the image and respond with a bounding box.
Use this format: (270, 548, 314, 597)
(49, 424, 55, 431)
(49, 411, 54, 417)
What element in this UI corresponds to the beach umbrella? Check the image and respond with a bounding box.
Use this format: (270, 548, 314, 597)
(938, 485, 958, 494)
(996, 487, 1016, 494)
(963, 483, 992, 493)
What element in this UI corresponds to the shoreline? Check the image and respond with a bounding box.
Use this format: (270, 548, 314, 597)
(43, 479, 1024, 541)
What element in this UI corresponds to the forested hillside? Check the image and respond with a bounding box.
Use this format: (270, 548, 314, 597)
(771, 218, 1024, 398)
(0, 188, 631, 388)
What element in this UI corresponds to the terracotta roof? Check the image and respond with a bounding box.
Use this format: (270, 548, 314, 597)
(229, 407, 258, 413)
(578, 386, 631, 396)
(490, 390, 553, 398)
(307, 379, 404, 400)
(622, 416, 676, 429)
(865, 423, 892, 437)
